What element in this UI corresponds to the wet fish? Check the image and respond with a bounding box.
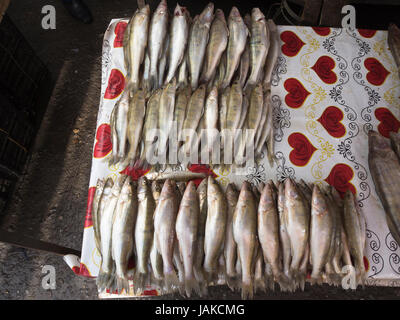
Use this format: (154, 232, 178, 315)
(158, 78, 177, 156)
(309, 185, 334, 283)
(204, 176, 227, 281)
(188, 3, 214, 90)
(140, 89, 162, 168)
(221, 7, 249, 89)
(158, 34, 170, 88)
(213, 52, 226, 89)
(175, 181, 201, 297)
(181, 84, 206, 156)
(174, 86, 191, 146)
(127, 89, 146, 165)
(134, 177, 156, 294)
(201, 9, 229, 84)
(109, 89, 130, 165)
(369, 130, 400, 251)
(112, 177, 137, 294)
(148, 0, 169, 90)
(219, 86, 230, 131)
(237, 20, 250, 88)
(245, 8, 270, 89)
(126, 5, 150, 91)
(92, 179, 106, 254)
(263, 19, 279, 90)
(390, 131, 400, 161)
(233, 181, 257, 299)
(225, 81, 243, 130)
(284, 179, 309, 284)
(154, 179, 180, 292)
(165, 4, 190, 84)
(204, 86, 219, 155)
(97, 175, 127, 292)
(224, 183, 239, 290)
(343, 190, 366, 287)
(194, 178, 208, 295)
(177, 53, 189, 89)
(258, 181, 286, 288)
(257, 91, 274, 166)
(254, 244, 266, 293)
(388, 23, 400, 78)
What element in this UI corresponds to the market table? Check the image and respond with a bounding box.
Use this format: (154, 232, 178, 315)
(63, 19, 400, 296)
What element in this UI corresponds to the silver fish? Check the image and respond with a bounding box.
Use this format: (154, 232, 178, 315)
(127, 89, 146, 165)
(263, 19, 279, 90)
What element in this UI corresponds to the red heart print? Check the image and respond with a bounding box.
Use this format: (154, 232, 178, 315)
(284, 78, 311, 108)
(104, 69, 125, 99)
(94, 123, 112, 158)
(84, 186, 96, 228)
(188, 164, 218, 187)
(311, 56, 337, 84)
(358, 29, 377, 38)
(288, 132, 317, 166)
(312, 27, 330, 36)
(114, 21, 128, 48)
(317, 106, 346, 138)
(324, 163, 356, 198)
(364, 58, 390, 86)
(281, 31, 305, 57)
(375, 107, 400, 138)
(120, 166, 151, 181)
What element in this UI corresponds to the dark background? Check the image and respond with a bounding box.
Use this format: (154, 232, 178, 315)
(1, 0, 400, 299)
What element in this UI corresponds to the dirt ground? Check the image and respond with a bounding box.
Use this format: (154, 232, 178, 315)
(1, 0, 400, 300)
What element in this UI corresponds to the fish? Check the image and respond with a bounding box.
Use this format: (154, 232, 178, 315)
(175, 181, 201, 297)
(177, 182, 187, 197)
(111, 177, 137, 294)
(225, 81, 243, 131)
(390, 131, 400, 161)
(181, 84, 206, 156)
(245, 8, 270, 89)
(148, 0, 169, 91)
(258, 181, 287, 289)
(194, 178, 208, 295)
(126, 89, 146, 166)
(146, 171, 206, 181)
(309, 185, 334, 284)
(204, 86, 219, 156)
(97, 175, 127, 292)
(233, 181, 257, 299)
(165, 4, 190, 84)
(221, 7, 249, 89)
(369, 130, 400, 252)
(257, 91, 274, 166)
(224, 183, 239, 290)
(284, 178, 309, 285)
(109, 88, 130, 165)
(158, 78, 177, 157)
(158, 34, 170, 88)
(200, 9, 229, 84)
(92, 179, 106, 255)
(254, 244, 266, 293)
(237, 22, 250, 88)
(175, 86, 192, 147)
(126, 5, 150, 91)
(237, 90, 249, 130)
(204, 176, 227, 281)
(388, 23, 400, 78)
(140, 89, 162, 168)
(134, 176, 156, 294)
(213, 51, 226, 89)
(277, 181, 291, 284)
(154, 179, 180, 292)
(343, 190, 366, 287)
(188, 3, 214, 90)
(219, 86, 229, 132)
(177, 53, 189, 89)
(263, 19, 279, 90)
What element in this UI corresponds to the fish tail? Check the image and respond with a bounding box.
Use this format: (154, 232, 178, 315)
(255, 277, 267, 293)
(226, 275, 240, 292)
(184, 277, 201, 298)
(133, 271, 148, 295)
(241, 280, 254, 300)
(193, 267, 208, 297)
(96, 270, 110, 293)
(276, 273, 291, 292)
(115, 274, 130, 295)
(149, 74, 158, 92)
(164, 269, 180, 294)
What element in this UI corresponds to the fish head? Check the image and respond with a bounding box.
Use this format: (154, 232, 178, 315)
(259, 183, 275, 210)
(284, 178, 300, 200)
(182, 181, 198, 202)
(244, 13, 251, 27)
(137, 176, 150, 200)
(229, 7, 243, 23)
(311, 185, 329, 215)
(141, 4, 151, 15)
(200, 3, 215, 24)
(238, 180, 253, 201)
(267, 19, 277, 32)
(174, 3, 185, 16)
(368, 130, 391, 154)
(160, 179, 177, 200)
(389, 23, 400, 37)
(207, 176, 221, 198)
(251, 8, 265, 22)
(155, 0, 168, 16)
(215, 9, 226, 23)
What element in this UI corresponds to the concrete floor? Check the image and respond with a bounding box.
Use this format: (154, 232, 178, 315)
(1, 0, 400, 300)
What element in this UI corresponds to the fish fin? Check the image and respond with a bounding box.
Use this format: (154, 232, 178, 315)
(115, 275, 130, 295)
(255, 277, 267, 293)
(184, 277, 201, 298)
(164, 269, 180, 294)
(193, 266, 208, 297)
(133, 271, 148, 295)
(241, 280, 254, 300)
(96, 269, 109, 293)
(276, 273, 291, 292)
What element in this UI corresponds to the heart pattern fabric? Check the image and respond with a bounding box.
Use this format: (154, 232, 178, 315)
(77, 21, 400, 287)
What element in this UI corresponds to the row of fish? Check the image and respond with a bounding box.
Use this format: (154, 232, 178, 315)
(123, 1, 279, 93)
(110, 79, 275, 169)
(368, 130, 400, 250)
(93, 172, 366, 299)
(109, 1, 279, 170)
